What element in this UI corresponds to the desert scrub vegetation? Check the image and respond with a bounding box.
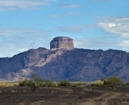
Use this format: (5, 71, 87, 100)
(19, 79, 36, 91)
(20, 74, 86, 87)
(19, 79, 58, 87)
(1, 75, 126, 89)
(70, 81, 86, 87)
(58, 80, 71, 86)
(18, 79, 86, 88)
(19, 79, 35, 87)
(17, 76, 125, 88)
(58, 80, 86, 87)
(104, 76, 124, 87)
(89, 80, 104, 86)
(0, 82, 18, 87)
(86, 76, 124, 88)
(31, 74, 58, 87)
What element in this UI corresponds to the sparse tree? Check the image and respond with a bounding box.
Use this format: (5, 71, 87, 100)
(104, 76, 123, 87)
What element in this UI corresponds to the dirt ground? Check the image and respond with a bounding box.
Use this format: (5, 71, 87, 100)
(0, 86, 129, 105)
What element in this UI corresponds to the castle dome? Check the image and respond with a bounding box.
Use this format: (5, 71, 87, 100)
(50, 36, 74, 50)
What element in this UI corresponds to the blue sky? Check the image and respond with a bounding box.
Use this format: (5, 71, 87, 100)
(0, 0, 129, 57)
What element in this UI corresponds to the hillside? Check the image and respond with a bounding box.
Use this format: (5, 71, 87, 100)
(0, 47, 129, 81)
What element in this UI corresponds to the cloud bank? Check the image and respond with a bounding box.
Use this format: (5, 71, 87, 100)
(97, 17, 129, 38)
(0, 0, 57, 11)
(60, 4, 81, 8)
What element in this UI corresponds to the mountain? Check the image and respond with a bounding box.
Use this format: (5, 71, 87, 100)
(0, 37, 129, 82)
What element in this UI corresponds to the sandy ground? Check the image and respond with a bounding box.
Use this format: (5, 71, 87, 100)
(0, 86, 129, 105)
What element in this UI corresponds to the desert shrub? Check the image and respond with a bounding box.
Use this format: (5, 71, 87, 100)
(31, 74, 45, 83)
(31, 74, 47, 87)
(104, 76, 123, 87)
(19, 79, 35, 87)
(101, 76, 106, 82)
(58, 80, 71, 86)
(45, 80, 58, 87)
(33, 79, 46, 87)
(0, 82, 18, 87)
(35, 81, 46, 87)
(71, 82, 86, 87)
(90, 80, 104, 86)
(19, 79, 36, 91)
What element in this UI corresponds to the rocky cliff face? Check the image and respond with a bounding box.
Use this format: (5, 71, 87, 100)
(50, 37, 74, 50)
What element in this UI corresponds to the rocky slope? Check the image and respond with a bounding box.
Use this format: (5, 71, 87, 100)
(0, 47, 129, 81)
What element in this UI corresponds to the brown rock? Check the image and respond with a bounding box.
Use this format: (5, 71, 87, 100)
(50, 37, 74, 50)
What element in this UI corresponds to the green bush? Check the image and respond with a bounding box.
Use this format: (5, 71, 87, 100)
(31, 74, 48, 87)
(90, 80, 104, 86)
(71, 82, 86, 87)
(0, 82, 18, 87)
(31, 74, 45, 83)
(19, 79, 35, 87)
(45, 80, 57, 87)
(58, 80, 71, 86)
(35, 80, 46, 87)
(104, 76, 123, 87)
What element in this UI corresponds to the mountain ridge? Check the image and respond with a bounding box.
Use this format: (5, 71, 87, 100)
(0, 47, 129, 82)
(1, 36, 129, 82)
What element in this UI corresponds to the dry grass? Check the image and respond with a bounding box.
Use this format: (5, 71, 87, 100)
(0, 82, 19, 87)
(88, 80, 104, 86)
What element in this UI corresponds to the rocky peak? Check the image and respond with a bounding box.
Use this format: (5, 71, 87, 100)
(50, 37, 74, 50)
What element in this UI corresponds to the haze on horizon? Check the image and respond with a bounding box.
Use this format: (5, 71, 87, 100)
(0, 0, 129, 57)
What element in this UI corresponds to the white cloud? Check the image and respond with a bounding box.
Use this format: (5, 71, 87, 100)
(0, 28, 40, 36)
(97, 17, 129, 38)
(51, 12, 81, 19)
(118, 40, 129, 51)
(74, 37, 129, 52)
(75, 37, 119, 49)
(58, 25, 86, 33)
(60, 4, 81, 8)
(119, 40, 129, 47)
(65, 12, 81, 16)
(0, 27, 50, 57)
(0, 0, 57, 11)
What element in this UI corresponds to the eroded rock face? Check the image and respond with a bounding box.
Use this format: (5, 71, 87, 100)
(50, 37, 74, 50)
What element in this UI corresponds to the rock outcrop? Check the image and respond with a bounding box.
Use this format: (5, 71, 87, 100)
(50, 37, 74, 50)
